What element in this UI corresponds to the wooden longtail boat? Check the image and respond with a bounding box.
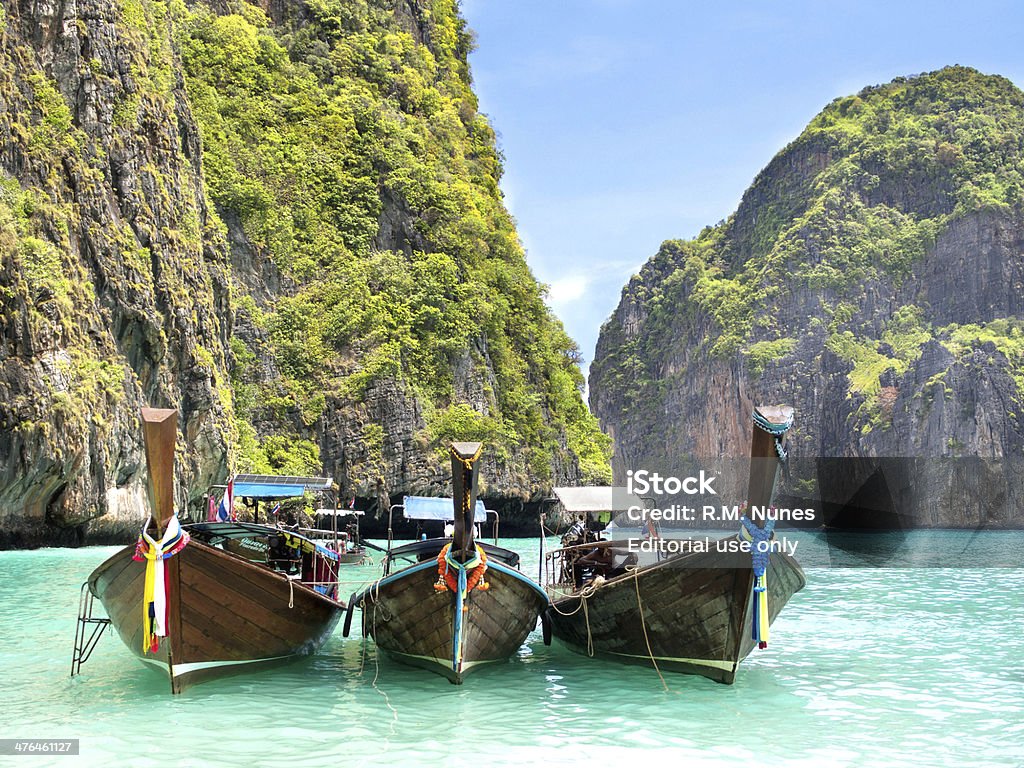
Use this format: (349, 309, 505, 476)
(544, 406, 806, 684)
(348, 443, 548, 684)
(86, 409, 345, 693)
(306, 508, 370, 565)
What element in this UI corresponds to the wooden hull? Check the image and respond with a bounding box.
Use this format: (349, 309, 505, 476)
(89, 539, 344, 693)
(546, 538, 805, 684)
(359, 560, 548, 684)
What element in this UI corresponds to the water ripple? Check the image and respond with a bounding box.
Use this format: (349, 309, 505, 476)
(1, 537, 1022, 766)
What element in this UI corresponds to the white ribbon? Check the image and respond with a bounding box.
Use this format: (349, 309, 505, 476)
(141, 515, 183, 640)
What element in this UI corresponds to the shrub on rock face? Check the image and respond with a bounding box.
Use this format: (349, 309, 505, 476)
(179, 0, 611, 499)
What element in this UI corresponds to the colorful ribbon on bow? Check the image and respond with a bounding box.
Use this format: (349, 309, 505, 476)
(132, 515, 189, 654)
(739, 515, 775, 649)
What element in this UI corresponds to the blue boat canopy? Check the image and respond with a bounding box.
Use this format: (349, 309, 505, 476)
(403, 496, 487, 522)
(232, 474, 333, 499)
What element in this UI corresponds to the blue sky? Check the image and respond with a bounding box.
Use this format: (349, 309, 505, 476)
(460, 0, 1024, 382)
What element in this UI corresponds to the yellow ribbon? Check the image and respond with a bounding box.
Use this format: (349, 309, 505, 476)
(755, 574, 770, 645)
(141, 544, 159, 653)
(136, 516, 187, 654)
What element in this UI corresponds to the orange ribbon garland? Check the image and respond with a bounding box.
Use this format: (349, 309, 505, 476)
(434, 542, 489, 595)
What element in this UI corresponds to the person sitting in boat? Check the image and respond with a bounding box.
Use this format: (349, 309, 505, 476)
(608, 550, 638, 579)
(275, 510, 299, 531)
(576, 544, 638, 585)
(576, 543, 613, 584)
(561, 515, 588, 548)
(562, 516, 594, 586)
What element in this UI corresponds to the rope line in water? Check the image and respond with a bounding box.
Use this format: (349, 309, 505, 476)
(360, 578, 385, 676)
(629, 565, 669, 692)
(353, 580, 397, 768)
(552, 571, 669, 691)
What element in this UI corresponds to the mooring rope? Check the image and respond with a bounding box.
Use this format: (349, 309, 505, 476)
(351, 584, 397, 768)
(360, 580, 383, 675)
(582, 593, 594, 657)
(629, 565, 669, 692)
(548, 582, 596, 617)
(545, 580, 599, 656)
(375, 580, 392, 622)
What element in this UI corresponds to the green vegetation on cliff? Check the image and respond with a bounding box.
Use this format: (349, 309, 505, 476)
(176, 0, 610, 486)
(594, 67, 1024, 445)
(0, 0, 608, 548)
(0, 0, 239, 537)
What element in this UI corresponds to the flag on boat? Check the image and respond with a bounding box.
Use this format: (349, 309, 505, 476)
(206, 493, 217, 522)
(349, 497, 355, 510)
(217, 479, 233, 522)
(271, 502, 281, 519)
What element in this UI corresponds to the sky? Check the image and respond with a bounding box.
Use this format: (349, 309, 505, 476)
(459, 0, 1024, 382)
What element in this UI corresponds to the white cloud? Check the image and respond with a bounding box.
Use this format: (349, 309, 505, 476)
(548, 275, 589, 306)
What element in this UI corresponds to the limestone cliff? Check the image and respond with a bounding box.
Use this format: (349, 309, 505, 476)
(182, 0, 610, 517)
(591, 68, 1024, 528)
(0, 0, 610, 547)
(0, 0, 233, 546)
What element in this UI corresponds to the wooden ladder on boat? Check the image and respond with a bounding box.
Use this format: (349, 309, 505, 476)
(71, 582, 110, 677)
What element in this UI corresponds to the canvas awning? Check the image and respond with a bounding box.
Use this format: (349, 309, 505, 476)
(552, 486, 644, 513)
(403, 496, 487, 522)
(231, 474, 333, 499)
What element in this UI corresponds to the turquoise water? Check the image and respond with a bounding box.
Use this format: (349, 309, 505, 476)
(1, 534, 1023, 767)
